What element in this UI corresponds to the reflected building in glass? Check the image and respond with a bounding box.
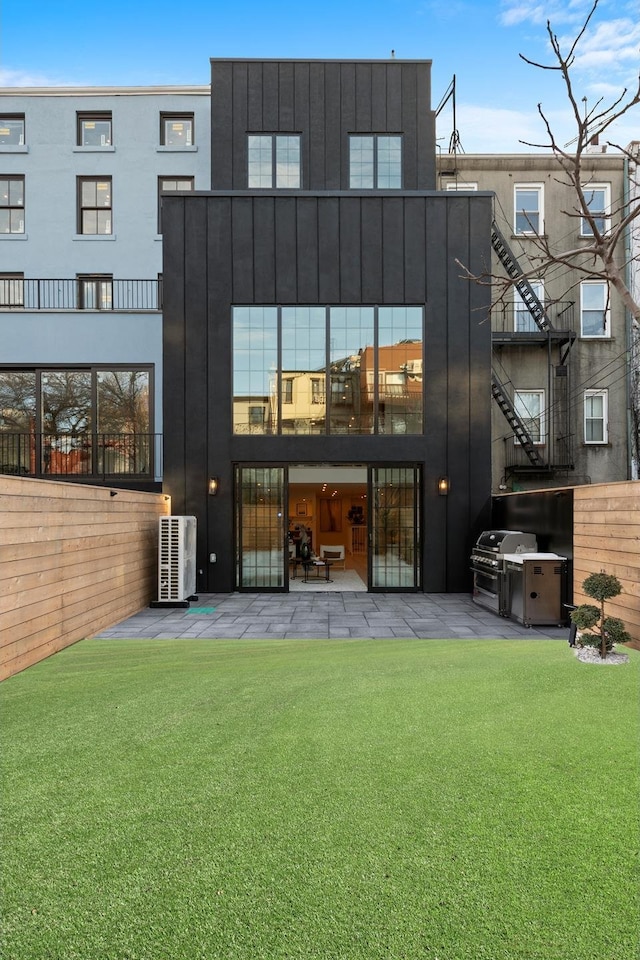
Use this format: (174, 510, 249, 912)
(162, 58, 493, 594)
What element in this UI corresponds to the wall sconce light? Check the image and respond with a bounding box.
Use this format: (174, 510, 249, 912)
(437, 477, 450, 496)
(208, 477, 219, 496)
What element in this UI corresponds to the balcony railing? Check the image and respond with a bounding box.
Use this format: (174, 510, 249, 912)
(0, 433, 162, 481)
(502, 435, 574, 473)
(491, 301, 575, 337)
(0, 279, 161, 311)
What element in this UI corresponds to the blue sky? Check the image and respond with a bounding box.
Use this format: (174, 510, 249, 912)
(0, 0, 637, 151)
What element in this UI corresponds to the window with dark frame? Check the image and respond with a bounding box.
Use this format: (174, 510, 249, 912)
(77, 112, 112, 147)
(77, 274, 113, 310)
(0, 176, 25, 233)
(157, 176, 195, 232)
(160, 113, 194, 147)
(247, 134, 301, 188)
(77, 177, 112, 235)
(0, 116, 25, 146)
(349, 135, 402, 188)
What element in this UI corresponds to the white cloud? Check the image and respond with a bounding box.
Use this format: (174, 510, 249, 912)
(498, 0, 592, 28)
(0, 67, 76, 87)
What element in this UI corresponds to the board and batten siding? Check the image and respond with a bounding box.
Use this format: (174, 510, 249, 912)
(573, 481, 640, 647)
(0, 476, 170, 680)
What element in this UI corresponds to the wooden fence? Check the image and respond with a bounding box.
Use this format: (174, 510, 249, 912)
(0, 476, 170, 680)
(573, 481, 640, 647)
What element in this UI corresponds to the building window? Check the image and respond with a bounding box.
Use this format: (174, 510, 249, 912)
(158, 176, 194, 232)
(580, 280, 609, 337)
(0, 176, 25, 233)
(77, 275, 113, 310)
(282, 378, 294, 404)
(160, 114, 194, 147)
(247, 134, 301, 188)
(78, 177, 112, 235)
(514, 389, 545, 444)
(514, 184, 543, 234)
(349, 135, 402, 188)
(584, 390, 608, 443)
(77, 112, 112, 147)
(581, 184, 610, 236)
(0, 273, 24, 307)
(514, 280, 544, 333)
(0, 116, 25, 146)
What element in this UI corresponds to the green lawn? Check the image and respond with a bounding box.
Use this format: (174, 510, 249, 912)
(1, 638, 638, 960)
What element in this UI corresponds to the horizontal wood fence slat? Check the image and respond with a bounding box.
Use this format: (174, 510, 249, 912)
(0, 476, 170, 679)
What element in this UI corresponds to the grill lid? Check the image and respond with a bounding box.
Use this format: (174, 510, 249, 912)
(475, 530, 538, 554)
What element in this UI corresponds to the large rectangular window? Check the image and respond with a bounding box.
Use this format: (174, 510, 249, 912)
(514, 389, 545, 444)
(247, 134, 301, 188)
(580, 280, 609, 337)
(158, 176, 194, 232)
(584, 389, 608, 443)
(0, 116, 25, 146)
(0, 176, 25, 233)
(581, 184, 610, 236)
(77, 112, 112, 146)
(232, 305, 422, 436)
(514, 184, 543, 234)
(160, 113, 194, 147)
(349, 135, 402, 188)
(78, 177, 112, 235)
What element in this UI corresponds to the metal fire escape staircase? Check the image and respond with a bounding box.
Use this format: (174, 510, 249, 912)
(490, 221, 554, 466)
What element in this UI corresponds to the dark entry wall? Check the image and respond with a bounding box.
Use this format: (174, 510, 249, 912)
(210, 59, 436, 191)
(162, 189, 493, 593)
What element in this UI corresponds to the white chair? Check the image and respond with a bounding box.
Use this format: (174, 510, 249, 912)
(319, 545, 346, 569)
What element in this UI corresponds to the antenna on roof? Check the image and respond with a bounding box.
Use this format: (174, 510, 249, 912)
(391, 49, 395, 58)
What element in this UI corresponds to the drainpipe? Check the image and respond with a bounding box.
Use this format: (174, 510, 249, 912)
(623, 153, 638, 479)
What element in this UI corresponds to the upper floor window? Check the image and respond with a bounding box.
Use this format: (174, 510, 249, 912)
(0, 273, 24, 307)
(0, 176, 25, 233)
(349, 135, 402, 188)
(514, 184, 543, 235)
(514, 389, 545, 444)
(584, 389, 608, 443)
(580, 280, 609, 337)
(78, 177, 112, 235)
(160, 113, 194, 147)
(581, 184, 610, 236)
(158, 176, 194, 232)
(77, 112, 112, 147)
(77, 274, 113, 310)
(514, 280, 544, 333)
(0, 116, 25, 146)
(247, 134, 301, 188)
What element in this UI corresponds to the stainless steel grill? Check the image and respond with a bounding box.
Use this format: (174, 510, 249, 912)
(471, 530, 538, 616)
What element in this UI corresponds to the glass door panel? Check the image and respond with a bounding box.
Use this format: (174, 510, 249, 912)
(235, 466, 286, 589)
(370, 466, 420, 590)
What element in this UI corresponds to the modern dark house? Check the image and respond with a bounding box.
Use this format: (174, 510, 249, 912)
(162, 58, 493, 593)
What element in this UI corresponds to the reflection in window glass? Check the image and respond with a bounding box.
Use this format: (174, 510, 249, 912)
(371, 466, 420, 588)
(42, 372, 91, 434)
(233, 307, 278, 434)
(281, 307, 326, 434)
(97, 371, 149, 433)
(377, 307, 423, 434)
(329, 307, 374, 434)
(377, 136, 402, 188)
(248, 136, 273, 188)
(350, 136, 402, 188)
(349, 136, 374, 188)
(236, 466, 286, 588)
(275, 136, 301, 187)
(0, 370, 36, 475)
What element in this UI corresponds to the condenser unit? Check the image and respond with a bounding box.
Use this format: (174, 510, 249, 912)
(156, 515, 197, 604)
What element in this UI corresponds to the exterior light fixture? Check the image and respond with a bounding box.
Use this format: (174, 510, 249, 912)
(208, 477, 219, 496)
(437, 477, 450, 496)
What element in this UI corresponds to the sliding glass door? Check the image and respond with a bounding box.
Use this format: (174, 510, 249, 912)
(235, 466, 287, 589)
(370, 466, 421, 590)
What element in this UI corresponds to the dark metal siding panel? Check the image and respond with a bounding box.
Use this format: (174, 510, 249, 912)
(278, 62, 295, 130)
(210, 62, 233, 190)
(371, 63, 387, 131)
(308, 63, 326, 189)
(262, 62, 279, 130)
(339, 63, 356, 190)
(381, 199, 405, 302)
(253, 197, 276, 303)
(324, 64, 342, 190)
(404, 197, 427, 302)
(355, 62, 372, 132)
(339, 197, 362, 302)
(361, 197, 383, 303)
(247, 61, 264, 130)
(401, 64, 418, 189)
(386, 63, 403, 132)
(274, 198, 297, 302)
(296, 197, 319, 303)
(161, 196, 187, 511)
(231, 197, 254, 302)
(294, 63, 311, 189)
(416, 64, 435, 189)
(231, 63, 248, 190)
(317, 197, 341, 302)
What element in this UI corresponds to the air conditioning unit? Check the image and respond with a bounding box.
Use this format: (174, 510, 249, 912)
(156, 515, 197, 603)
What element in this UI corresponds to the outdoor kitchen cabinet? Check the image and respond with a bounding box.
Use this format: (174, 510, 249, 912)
(504, 554, 568, 627)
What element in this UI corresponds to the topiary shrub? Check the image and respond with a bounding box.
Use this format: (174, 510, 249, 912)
(570, 573, 630, 659)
